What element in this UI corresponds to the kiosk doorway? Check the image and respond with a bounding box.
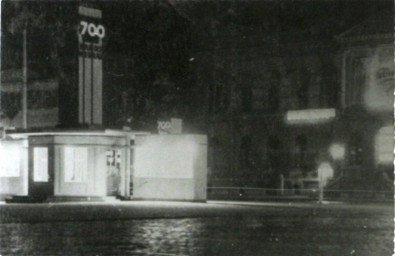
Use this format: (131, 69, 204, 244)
(106, 149, 122, 196)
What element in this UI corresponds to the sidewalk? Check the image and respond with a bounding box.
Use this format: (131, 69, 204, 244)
(1, 200, 392, 223)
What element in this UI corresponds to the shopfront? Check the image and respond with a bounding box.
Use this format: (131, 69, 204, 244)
(2, 130, 208, 202)
(27, 133, 128, 198)
(0, 138, 28, 199)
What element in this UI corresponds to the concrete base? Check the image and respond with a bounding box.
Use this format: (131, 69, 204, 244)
(131, 197, 207, 203)
(0, 194, 14, 202)
(5, 196, 47, 203)
(5, 195, 119, 203)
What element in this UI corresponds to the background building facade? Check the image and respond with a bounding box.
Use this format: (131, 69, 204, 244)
(192, 7, 393, 191)
(330, 10, 393, 191)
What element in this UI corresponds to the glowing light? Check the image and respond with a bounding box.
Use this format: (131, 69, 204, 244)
(33, 147, 48, 182)
(0, 142, 21, 177)
(286, 108, 336, 124)
(375, 126, 393, 164)
(317, 162, 334, 187)
(135, 136, 196, 179)
(329, 143, 345, 160)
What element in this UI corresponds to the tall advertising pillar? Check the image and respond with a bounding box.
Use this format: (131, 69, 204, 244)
(78, 6, 105, 125)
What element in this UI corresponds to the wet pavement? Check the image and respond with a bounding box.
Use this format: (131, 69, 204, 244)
(0, 201, 393, 255)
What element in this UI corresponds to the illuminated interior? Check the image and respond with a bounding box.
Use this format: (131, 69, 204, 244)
(64, 147, 88, 182)
(0, 143, 21, 177)
(133, 134, 207, 201)
(374, 126, 393, 164)
(135, 136, 196, 179)
(33, 147, 48, 182)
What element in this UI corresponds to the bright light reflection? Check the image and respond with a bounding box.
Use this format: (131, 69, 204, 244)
(0, 142, 21, 177)
(329, 143, 345, 160)
(286, 108, 336, 124)
(318, 162, 334, 186)
(33, 147, 48, 182)
(135, 136, 197, 179)
(375, 126, 393, 164)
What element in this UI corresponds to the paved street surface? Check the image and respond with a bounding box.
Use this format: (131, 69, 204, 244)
(0, 200, 393, 255)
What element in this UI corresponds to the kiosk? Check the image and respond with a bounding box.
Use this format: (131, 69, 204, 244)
(1, 130, 208, 202)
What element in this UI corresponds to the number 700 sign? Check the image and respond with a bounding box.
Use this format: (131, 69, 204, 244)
(80, 21, 105, 39)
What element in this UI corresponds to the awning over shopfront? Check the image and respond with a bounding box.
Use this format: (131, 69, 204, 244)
(286, 108, 336, 124)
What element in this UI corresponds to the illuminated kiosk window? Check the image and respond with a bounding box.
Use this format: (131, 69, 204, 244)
(135, 138, 195, 179)
(64, 147, 88, 182)
(34, 147, 48, 182)
(0, 145, 20, 177)
(375, 126, 393, 164)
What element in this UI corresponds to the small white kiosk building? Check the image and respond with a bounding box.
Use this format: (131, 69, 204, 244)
(0, 130, 207, 202)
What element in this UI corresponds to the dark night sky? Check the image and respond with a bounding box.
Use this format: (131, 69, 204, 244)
(160, 1, 392, 41)
(2, 1, 391, 68)
(64, 0, 390, 58)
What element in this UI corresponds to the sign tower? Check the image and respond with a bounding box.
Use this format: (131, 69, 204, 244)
(77, 5, 105, 125)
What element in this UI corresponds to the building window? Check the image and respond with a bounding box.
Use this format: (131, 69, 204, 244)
(240, 135, 252, 168)
(64, 147, 88, 182)
(346, 56, 366, 106)
(106, 149, 122, 169)
(375, 126, 393, 165)
(267, 136, 281, 170)
(34, 147, 48, 182)
(349, 134, 364, 166)
(28, 90, 58, 109)
(320, 62, 338, 108)
(267, 71, 281, 112)
(1, 92, 21, 119)
(43, 90, 58, 108)
(295, 135, 307, 168)
(298, 71, 310, 108)
(0, 145, 20, 177)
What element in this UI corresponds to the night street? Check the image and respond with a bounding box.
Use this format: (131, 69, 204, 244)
(0, 1, 393, 255)
(0, 201, 393, 255)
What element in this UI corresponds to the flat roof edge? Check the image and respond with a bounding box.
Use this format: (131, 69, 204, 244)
(8, 132, 126, 139)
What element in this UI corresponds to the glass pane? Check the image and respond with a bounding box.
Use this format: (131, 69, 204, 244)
(0, 145, 20, 177)
(34, 147, 48, 182)
(64, 147, 88, 182)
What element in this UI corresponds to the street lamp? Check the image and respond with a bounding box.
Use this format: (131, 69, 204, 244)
(317, 162, 334, 203)
(329, 143, 345, 160)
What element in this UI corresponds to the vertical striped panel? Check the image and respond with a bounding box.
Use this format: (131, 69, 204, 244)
(78, 57, 84, 124)
(92, 59, 103, 125)
(84, 57, 92, 124)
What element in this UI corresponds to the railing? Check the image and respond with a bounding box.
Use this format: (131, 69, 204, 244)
(207, 186, 393, 202)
